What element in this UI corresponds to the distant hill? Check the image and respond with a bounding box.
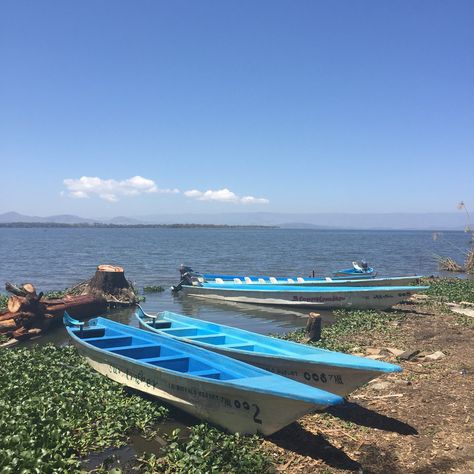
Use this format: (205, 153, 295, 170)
(0, 211, 468, 230)
(0, 212, 97, 224)
(106, 216, 145, 225)
(135, 212, 467, 230)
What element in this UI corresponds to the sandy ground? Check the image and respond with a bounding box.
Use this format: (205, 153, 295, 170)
(263, 301, 474, 473)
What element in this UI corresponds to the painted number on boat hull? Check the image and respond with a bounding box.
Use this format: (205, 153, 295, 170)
(233, 399, 262, 424)
(304, 372, 343, 385)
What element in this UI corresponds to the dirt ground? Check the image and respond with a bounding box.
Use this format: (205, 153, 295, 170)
(263, 300, 474, 473)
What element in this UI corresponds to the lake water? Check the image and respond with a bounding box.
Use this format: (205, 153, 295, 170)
(0, 227, 470, 342)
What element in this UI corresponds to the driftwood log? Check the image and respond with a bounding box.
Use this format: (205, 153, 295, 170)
(1, 265, 137, 343)
(1, 282, 107, 341)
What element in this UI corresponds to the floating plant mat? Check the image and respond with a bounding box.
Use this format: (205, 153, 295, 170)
(0, 345, 168, 472)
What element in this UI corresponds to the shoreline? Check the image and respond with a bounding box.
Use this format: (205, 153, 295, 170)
(0, 280, 473, 472)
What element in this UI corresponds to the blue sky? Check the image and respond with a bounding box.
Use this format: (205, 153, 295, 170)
(0, 1, 472, 217)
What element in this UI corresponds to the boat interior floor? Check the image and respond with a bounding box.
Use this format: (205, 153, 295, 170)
(72, 327, 237, 380)
(145, 320, 283, 355)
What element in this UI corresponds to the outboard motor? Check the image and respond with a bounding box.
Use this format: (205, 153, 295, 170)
(172, 265, 202, 292)
(179, 264, 194, 277)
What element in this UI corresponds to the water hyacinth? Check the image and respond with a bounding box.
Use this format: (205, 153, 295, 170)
(425, 278, 474, 303)
(0, 294, 7, 311)
(278, 309, 405, 353)
(138, 424, 273, 474)
(0, 345, 168, 472)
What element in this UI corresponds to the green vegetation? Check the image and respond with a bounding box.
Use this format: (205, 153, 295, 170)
(0, 345, 274, 473)
(425, 278, 474, 303)
(143, 285, 165, 293)
(137, 424, 272, 474)
(0, 345, 168, 473)
(0, 294, 7, 310)
(44, 289, 67, 299)
(279, 309, 404, 353)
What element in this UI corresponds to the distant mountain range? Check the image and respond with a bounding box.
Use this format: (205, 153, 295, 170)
(0, 211, 469, 230)
(0, 212, 142, 226)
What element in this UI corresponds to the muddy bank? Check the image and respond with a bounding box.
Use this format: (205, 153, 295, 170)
(264, 300, 474, 473)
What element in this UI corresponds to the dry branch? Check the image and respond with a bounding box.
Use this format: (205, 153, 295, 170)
(465, 248, 474, 274)
(435, 255, 465, 272)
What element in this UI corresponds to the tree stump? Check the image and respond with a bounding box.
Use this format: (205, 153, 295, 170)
(67, 265, 139, 306)
(89, 265, 129, 294)
(305, 312, 322, 342)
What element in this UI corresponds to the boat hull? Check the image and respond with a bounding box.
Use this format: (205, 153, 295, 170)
(136, 309, 402, 397)
(72, 341, 319, 435)
(66, 318, 343, 435)
(182, 285, 426, 310)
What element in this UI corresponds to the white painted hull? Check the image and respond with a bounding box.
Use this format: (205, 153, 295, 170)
(73, 342, 322, 435)
(182, 286, 420, 310)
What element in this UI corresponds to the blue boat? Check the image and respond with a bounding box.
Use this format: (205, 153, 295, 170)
(135, 307, 402, 397)
(64, 313, 343, 435)
(333, 261, 376, 278)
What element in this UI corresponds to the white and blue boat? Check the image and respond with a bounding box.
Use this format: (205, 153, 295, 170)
(135, 307, 402, 397)
(64, 313, 343, 435)
(175, 280, 429, 310)
(333, 261, 376, 278)
(201, 274, 420, 287)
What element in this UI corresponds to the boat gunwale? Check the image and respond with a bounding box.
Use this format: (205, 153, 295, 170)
(202, 274, 422, 285)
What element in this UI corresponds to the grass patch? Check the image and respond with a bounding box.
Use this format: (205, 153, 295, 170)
(143, 285, 165, 293)
(279, 310, 404, 353)
(425, 278, 474, 303)
(137, 424, 273, 474)
(0, 345, 168, 472)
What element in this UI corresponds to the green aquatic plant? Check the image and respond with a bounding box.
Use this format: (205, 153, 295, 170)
(143, 285, 165, 293)
(0, 294, 7, 310)
(137, 424, 272, 474)
(0, 345, 168, 473)
(279, 309, 404, 353)
(44, 289, 67, 299)
(425, 278, 474, 303)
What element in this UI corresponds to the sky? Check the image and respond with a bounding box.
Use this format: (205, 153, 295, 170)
(0, 1, 473, 218)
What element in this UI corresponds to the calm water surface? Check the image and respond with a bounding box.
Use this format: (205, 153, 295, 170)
(0, 227, 470, 342)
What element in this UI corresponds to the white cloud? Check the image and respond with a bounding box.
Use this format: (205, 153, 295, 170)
(241, 195, 270, 205)
(63, 176, 179, 202)
(184, 189, 204, 199)
(184, 188, 269, 205)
